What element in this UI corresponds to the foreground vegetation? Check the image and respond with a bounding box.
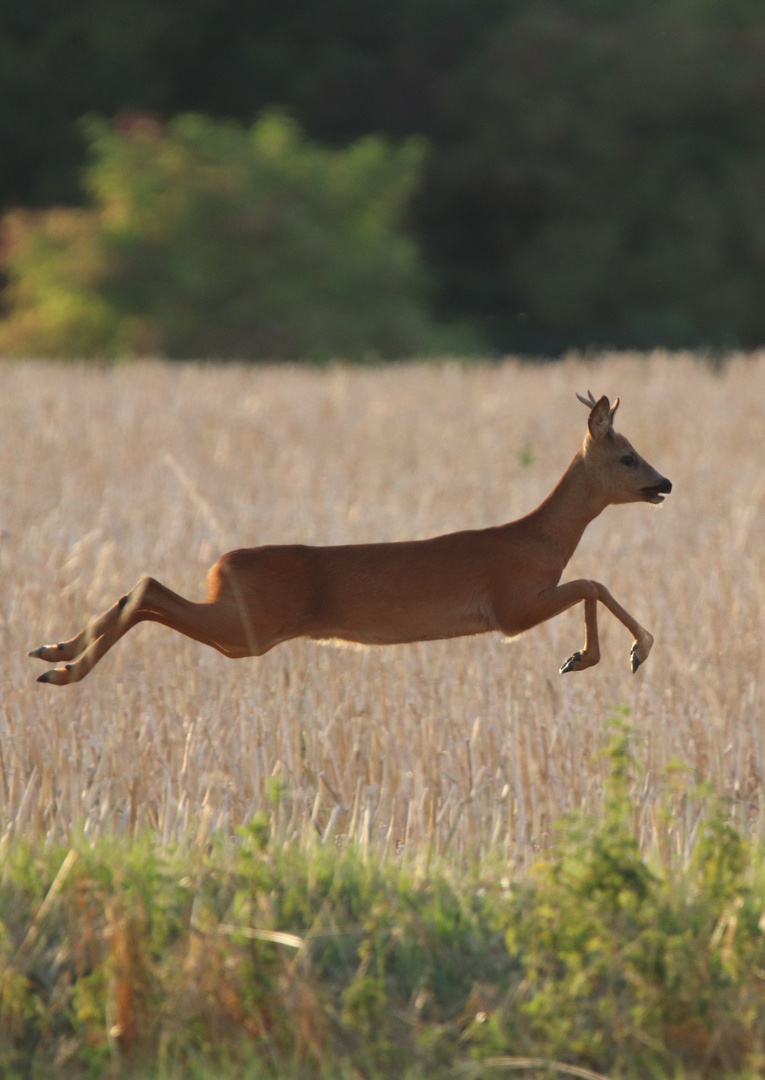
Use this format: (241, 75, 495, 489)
(1, 728, 763, 1078)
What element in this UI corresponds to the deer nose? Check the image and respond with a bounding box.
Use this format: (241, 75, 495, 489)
(658, 477, 672, 494)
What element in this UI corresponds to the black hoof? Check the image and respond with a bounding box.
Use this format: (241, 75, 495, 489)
(631, 653, 642, 673)
(28, 646, 44, 659)
(560, 651, 582, 675)
(37, 671, 52, 683)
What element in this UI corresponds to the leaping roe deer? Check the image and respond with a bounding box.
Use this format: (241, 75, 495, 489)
(30, 392, 671, 686)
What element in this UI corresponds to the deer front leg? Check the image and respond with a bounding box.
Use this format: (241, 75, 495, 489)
(532, 579, 653, 675)
(559, 594, 600, 673)
(591, 581, 654, 672)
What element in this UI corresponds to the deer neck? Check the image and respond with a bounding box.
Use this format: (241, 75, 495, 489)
(526, 452, 608, 568)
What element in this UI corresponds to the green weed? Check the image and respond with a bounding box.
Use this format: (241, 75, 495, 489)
(1, 724, 764, 1077)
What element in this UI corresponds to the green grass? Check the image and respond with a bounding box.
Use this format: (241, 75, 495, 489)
(1, 723, 764, 1079)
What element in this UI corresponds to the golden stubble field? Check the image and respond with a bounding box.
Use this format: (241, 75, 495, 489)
(1, 353, 763, 867)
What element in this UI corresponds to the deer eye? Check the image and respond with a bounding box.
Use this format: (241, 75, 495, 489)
(621, 454, 637, 467)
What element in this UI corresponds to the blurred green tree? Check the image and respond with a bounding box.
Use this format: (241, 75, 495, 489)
(3, 0, 765, 353)
(0, 112, 460, 359)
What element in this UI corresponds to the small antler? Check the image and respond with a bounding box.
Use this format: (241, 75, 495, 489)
(577, 389, 620, 427)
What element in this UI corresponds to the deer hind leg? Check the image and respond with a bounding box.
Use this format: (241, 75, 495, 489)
(31, 575, 261, 686)
(28, 589, 138, 665)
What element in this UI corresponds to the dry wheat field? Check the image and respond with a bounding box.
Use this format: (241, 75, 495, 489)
(1, 353, 763, 867)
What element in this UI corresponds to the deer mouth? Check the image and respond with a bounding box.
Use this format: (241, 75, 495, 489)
(641, 478, 672, 504)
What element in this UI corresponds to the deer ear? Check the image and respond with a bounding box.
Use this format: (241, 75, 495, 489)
(588, 396, 613, 441)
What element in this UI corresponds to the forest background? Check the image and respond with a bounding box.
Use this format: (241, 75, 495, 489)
(2, 0, 765, 358)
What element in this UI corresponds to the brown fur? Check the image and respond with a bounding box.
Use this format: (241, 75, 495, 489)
(30, 393, 671, 685)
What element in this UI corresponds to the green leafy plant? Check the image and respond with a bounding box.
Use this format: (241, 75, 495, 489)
(0, 112, 472, 360)
(2, 731, 765, 1077)
(498, 722, 765, 1076)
